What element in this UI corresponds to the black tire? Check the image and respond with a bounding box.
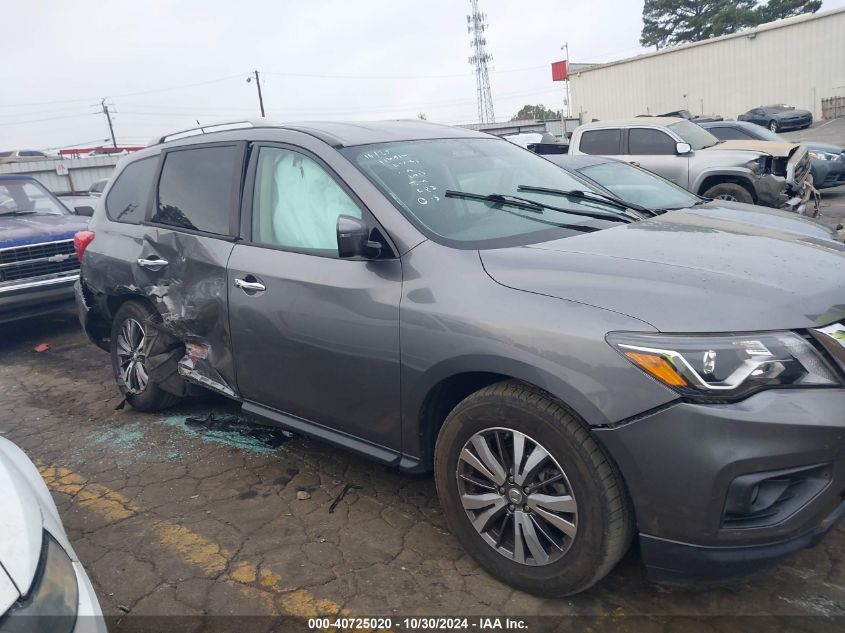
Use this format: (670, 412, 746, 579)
(434, 380, 634, 597)
(702, 182, 754, 204)
(768, 119, 779, 132)
(110, 300, 181, 412)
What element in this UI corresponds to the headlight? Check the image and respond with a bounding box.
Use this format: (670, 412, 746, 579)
(744, 156, 769, 174)
(808, 151, 839, 161)
(607, 331, 840, 402)
(2, 532, 78, 633)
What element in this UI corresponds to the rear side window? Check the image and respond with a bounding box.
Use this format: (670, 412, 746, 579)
(708, 127, 752, 141)
(153, 145, 239, 235)
(628, 129, 676, 155)
(579, 129, 621, 155)
(105, 157, 157, 224)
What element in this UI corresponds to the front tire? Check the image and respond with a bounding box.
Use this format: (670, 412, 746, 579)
(110, 300, 181, 411)
(434, 381, 633, 597)
(702, 182, 754, 204)
(768, 119, 779, 132)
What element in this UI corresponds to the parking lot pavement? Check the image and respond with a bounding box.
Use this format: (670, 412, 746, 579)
(2, 311, 845, 629)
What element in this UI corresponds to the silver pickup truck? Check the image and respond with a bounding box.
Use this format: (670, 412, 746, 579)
(568, 117, 811, 210)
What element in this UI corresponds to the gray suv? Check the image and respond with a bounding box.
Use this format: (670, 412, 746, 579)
(74, 120, 845, 596)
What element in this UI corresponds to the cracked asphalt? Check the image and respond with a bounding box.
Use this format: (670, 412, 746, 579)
(2, 311, 844, 632)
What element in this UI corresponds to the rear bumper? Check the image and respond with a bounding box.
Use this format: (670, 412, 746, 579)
(0, 273, 78, 323)
(595, 389, 845, 584)
(73, 279, 110, 351)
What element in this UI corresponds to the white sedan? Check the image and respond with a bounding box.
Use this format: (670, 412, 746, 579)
(0, 437, 105, 633)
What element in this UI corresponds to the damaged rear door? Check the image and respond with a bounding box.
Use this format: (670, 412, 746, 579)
(139, 141, 246, 397)
(227, 143, 403, 454)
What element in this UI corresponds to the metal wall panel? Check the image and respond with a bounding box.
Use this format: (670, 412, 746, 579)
(0, 155, 121, 193)
(570, 9, 845, 122)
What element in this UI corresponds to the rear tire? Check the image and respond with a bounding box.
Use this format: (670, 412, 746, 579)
(702, 182, 753, 204)
(110, 300, 181, 412)
(434, 380, 634, 597)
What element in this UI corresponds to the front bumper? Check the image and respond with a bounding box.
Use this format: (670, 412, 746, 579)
(751, 174, 790, 209)
(595, 389, 845, 584)
(0, 273, 79, 324)
(811, 156, 845, 189)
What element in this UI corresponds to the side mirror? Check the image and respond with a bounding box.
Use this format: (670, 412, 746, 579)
(337, 215, 381, 259)
(74, 205, 95, 217)
(676, 142, 692, 155)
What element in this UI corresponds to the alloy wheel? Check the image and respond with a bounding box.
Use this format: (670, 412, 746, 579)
(116, 317, 149, 394)
(714, 194, 739, 201)
(456, 427, 578, 566)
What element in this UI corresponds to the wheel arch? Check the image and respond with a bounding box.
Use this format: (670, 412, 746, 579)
(696, 174, 756, 202)
(407, 355, 610, 471)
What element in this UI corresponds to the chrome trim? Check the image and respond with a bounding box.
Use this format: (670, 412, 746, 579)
(0, 273, 79, 293)
(0, 238, 74, 253)
(0, 253, 74, 269)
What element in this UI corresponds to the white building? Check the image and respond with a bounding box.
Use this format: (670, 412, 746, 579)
(569, 7, 845, 122)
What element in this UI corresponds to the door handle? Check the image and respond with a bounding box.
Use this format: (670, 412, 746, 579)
(234, 277, 266, 293)
(137, 257, 168, 270)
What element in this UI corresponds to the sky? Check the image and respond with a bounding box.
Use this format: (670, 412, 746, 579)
(2, 0, 843, 149)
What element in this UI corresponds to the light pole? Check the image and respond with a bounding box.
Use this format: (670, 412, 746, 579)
(560, 42, 571, 120)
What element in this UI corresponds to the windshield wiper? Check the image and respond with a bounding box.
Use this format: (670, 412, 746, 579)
(446, 189, 633, 224)
(443, 190, 601, 233)
(517, 185, 656, 217)
(0, 210, 40, 217)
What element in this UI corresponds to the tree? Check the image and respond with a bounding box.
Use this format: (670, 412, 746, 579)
(511, 104, 561, 121)
(640, 0, 820, 49)
(641, 0, 757, 49)
(755, 0, 821, 22)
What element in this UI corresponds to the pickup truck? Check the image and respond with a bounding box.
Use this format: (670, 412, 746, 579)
(568, 117, 811, 209)
(0, 175, 90, 323)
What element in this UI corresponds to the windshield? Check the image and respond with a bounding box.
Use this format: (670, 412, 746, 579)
(0, 180, 68, 216)
(342, 138, 621, 247)
(668, 120, 719, 150)
(578, 161, 698, 210)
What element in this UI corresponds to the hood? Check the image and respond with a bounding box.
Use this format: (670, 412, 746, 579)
(480, 211, 845, 332)
(0, 442, 44, 610)
(806, 142, 844, 154)
(691, 200, 836, 240)
(716, 139, 798, 157)
(0, 213, 88, 249)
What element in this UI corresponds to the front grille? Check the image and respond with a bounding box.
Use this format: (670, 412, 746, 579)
(0, 239, 79, 284)
(796, 154, 811, 184)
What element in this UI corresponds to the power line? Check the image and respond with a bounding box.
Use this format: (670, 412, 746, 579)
(0, 112, 98, 127)
(0, 73, 247, 109)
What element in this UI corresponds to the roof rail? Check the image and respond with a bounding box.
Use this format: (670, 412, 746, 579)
(148, 119, 273, 146)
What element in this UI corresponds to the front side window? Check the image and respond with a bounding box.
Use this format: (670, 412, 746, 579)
(252, 147, 361, 255)
(628, 129, 677, 155)
(0, 180, 68, 216)
(343, 138, 620, 248)
(153, 145, 239, 235)
(579, 129, 621, 155)
(579, 161, 698, 210)
(105, 157, 157, 224)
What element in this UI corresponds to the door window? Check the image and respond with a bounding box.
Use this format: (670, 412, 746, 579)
(628, 129, 676, 155)
(153, 145, 239, 235)
(579, 129, 621, 155)
(251, 147, 361, 256)
(106, 157, 157, 224)
(707, 127, 752, 141)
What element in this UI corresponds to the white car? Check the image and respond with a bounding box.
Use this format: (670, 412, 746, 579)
(0, 437, 105, 633)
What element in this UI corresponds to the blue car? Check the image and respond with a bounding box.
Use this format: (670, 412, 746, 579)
(0, 175, 90, 323)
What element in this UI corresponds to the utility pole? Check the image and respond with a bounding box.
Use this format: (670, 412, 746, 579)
(101, 98, 117, 148)
(467, 0, 495, 124)
(560, 42, 572, 119)
(247, 70, 266, 118)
